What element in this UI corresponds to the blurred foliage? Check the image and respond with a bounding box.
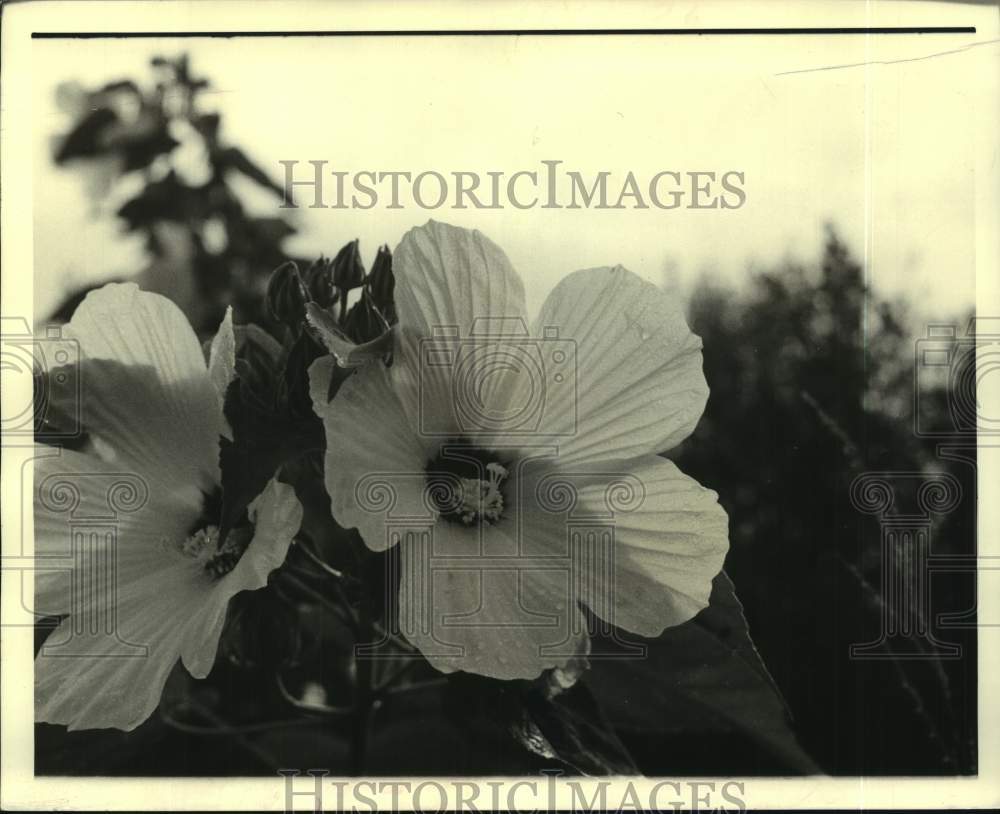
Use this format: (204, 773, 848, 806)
(675, 226, 977, 774)
(50, 54, 300, 336)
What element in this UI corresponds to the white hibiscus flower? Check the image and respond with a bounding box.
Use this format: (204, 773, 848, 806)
(34, 284, 302, 731)
(309, 221, 728, 680)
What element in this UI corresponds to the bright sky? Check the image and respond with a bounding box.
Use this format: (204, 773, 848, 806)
(31, 13, 996, 321)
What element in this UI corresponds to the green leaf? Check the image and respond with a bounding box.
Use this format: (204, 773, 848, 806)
(585, 571, 820, 774)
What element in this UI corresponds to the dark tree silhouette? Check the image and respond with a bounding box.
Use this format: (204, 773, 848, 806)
(677, 226, 976, 774)
(49, 54, 301, 337)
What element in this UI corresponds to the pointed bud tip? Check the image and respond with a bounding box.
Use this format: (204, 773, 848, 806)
(332, 238, 366, 291)
(266, 261, 308, 327)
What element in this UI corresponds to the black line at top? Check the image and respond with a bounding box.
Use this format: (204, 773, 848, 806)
(31, 27, 977, 39)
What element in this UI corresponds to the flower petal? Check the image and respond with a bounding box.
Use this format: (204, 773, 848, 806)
(35, 558, 209, 732)
(180, 478, 302, 678)
(65, 283, 222, 493)
(32, 445, 202, 618)
(309, 356, 430, 551)
(398, 521, 589, 680)
(35, 478, 302, 730)
(227, 478, 302, 592)
(528, 266, 708, 465)
(390, 222, 529, 442)
(207, 306, 236, 440)
(32, 441, 209, 731)
(392, 220, 528, 337)
(521, 455, 729, 637)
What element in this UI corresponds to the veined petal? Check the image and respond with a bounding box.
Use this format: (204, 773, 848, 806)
(398, 521, 589, 679)
(390, 222, 529, 443)
(180, 478, 302, 678)
(35, 478, 302, 730)
(224, 478, 302, 593)
(309, 356, 430, 551)
(33, 441, 208, 732)
(207, 306, 236, 440)
(521, 456, 729, 637)
(33, 445, 202, 618)
(392, 220, 528, 337)
(35, 558, 208, 732)
(528, 266, 708, 465)
(64, 283, 222, 493)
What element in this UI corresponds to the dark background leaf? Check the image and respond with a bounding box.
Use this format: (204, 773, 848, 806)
(586, 571, 820, 775)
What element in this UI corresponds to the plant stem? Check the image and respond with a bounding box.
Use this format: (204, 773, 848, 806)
(295, 539, 348, 580)
(338, 289, 349, 325)
(280, 570, 359, 633)
(374, 659, 418, 695)
(351, 589, 376, 775)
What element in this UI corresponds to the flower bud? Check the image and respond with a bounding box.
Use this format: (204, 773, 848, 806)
(367, 244, 396, 323)
(303, 256, 337, 308)
(331, 238, 366, 292)
(343, 296, 384, 345)
(265, 261, 308, 328)
(233, 326, 282, 414)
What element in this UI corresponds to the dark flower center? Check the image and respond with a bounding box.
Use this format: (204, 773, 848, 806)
(180, 487, 254, 580)
(425, 441, 510, 527)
